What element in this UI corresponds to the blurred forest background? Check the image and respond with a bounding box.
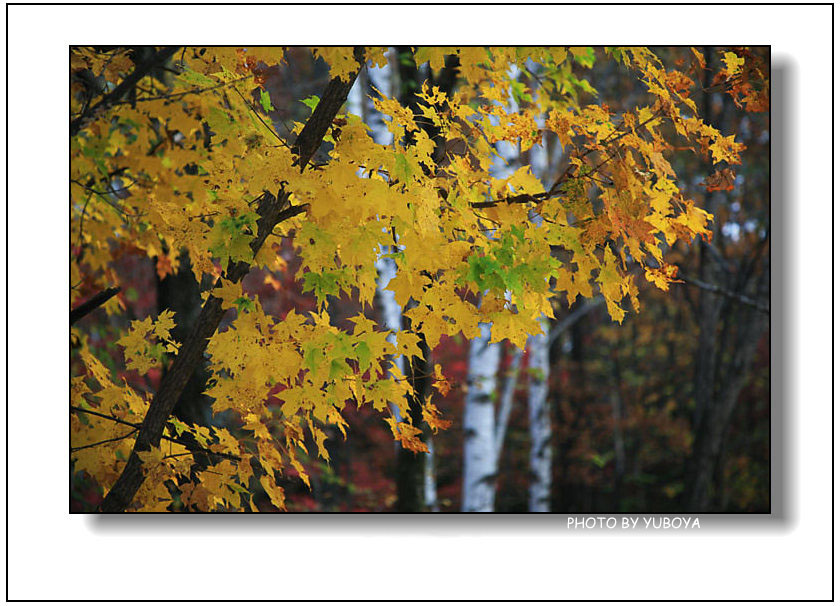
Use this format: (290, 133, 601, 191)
(71, 46, 769, 513)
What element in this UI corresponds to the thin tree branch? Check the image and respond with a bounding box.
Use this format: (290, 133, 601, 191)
(677, 271, 768, 314)
(70, 287, 121, 325)
(75, 191, 93, 260)
(70, 179, 141, 217)
(71, 429, 138, 452)
(70, 406, 241, 462)
(548, 297, 603, 347)
(71, 405, 140, 429)
(231, 85, 289, 149)
(71, 46, 181, 137)
(470, 110, 664, 210)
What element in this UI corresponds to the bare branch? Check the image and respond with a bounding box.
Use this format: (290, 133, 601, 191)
(677, 271, 768, 314)
(71, 46, 181, 137)
(70, 406, 241, 462)
(548, 297, 604, 347)
(71, 429, 138, 453)
(70, 287, 121, 325)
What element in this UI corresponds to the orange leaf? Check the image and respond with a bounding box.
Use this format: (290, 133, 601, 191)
(704, 168, 736, 192)
(396, 422, 428, 453)
(422, 396, 453, 434)
(431, 363, 451, 396)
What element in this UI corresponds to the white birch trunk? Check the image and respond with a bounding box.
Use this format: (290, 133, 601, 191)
(525, 106, 555, 512)
(488, 347, 523, 505)
(424, 438, 439, 511)
(461, 322, 501, 511)
(460, 69, 523, 511)
(375, 254, 405, 419)
(526, 320, 551, 511)
(494, 347, 523, 469)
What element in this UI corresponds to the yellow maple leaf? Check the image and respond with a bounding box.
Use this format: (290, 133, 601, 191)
(709, 133, 744, 165)
(414, 47, 457, 72)
(722, 51, 745, 76)
(211, 278, 246, 310)
(644, 263, 682, 291)
(153, 309, 176, 340)
(313, 47, 359, 82)
(260, 475, 286, 510)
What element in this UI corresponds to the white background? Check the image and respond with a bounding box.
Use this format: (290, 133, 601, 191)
(3, 2, 834, 601)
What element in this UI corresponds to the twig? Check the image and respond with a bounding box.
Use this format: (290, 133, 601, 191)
(71, 405, 139, 430)
(677, 271, 768, 314)
(70, 406, 241, 462)
(71, 429, 138, 452)
(469, 107, 662, 211)
(70, 287, 121, 325)
(70, 179, 141, 217)
(548, 297, 603, 346)
(231, 85, 288, 148)
(116, 74, 254, 105)
(75, 191, 93, 259)
(71, 46, 180, 137)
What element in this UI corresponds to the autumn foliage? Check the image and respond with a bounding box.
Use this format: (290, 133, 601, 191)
(70, 46, 766, 511)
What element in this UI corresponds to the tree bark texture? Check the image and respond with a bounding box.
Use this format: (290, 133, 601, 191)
(462, 323, 501, 512)
(687, 267, 768, 510)
(685, 47, 769, 510)
(70, 287, 121, 325)
(157, 251, 212, 426)
(527, 320, 551, 512)
(610, 355, 626, 510)
(292, 47, 365, 171)
(396, 334, 432, 512)
(493, 347, 523, 473)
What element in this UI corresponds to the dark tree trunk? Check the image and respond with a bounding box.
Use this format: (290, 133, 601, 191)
(685, 47, 770, 511)
(687, 267, 768, 510)
(692, 48, 722, 434)
(392, 47, 459, 511)
(610, 353, 626, 511)
(157, 251, 211, 426)
(396, 335, 432, 511)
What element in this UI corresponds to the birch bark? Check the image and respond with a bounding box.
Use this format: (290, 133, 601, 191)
(526, 319, 551, 511)
(524, 104, 556, 511)
(461, 322, 501, 511)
